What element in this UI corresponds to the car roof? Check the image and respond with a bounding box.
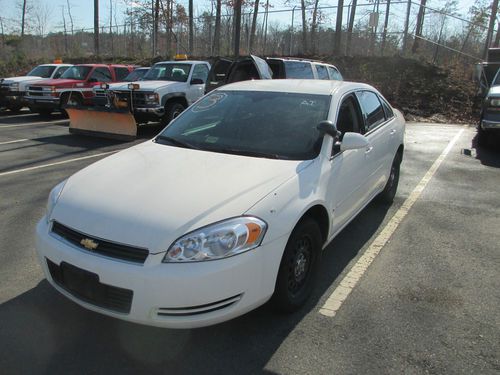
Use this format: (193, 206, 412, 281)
(39, 64, 72, 67)
(218, 79, 374, 96)
(154, 60, 208, 65)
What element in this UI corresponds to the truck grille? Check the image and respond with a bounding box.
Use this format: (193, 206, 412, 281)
(47, 259, 133, 314)
(51, 221, 149, 264)
(113, 91, 148, 107)
(27, 86, 48, 97)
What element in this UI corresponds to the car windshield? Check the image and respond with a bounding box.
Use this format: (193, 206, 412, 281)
(27, 65, 56, 78)
(60, 66, 92, 80)
(156, 90, 331, 160)
(125, 69, 148, 82)
(143, 63, 191, 82)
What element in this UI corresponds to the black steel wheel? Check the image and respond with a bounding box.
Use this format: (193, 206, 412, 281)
(272, 218, 322, 312)
(378, 153, 401, 204)
(162, 101, 186, 126)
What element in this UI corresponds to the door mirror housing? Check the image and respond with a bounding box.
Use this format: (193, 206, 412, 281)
(190, 78, 204, 85)
(340, 132, 370, 151)
(317, 120, 340, 139)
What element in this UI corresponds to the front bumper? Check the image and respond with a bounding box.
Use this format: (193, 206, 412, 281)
(481, 119, 500, 130)
(3, 91, 27, 106)
(36, 218, 285, 328)
(26, 96, 60, 110)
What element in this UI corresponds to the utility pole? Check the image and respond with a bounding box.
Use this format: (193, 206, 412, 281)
(484, 0, 499, 60)
(94, 0, 99, 56)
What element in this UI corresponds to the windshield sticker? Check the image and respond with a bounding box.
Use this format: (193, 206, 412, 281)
(193, 93, 227, 112)
(301, 100, 317, 106)
(205, 136, 218, 143)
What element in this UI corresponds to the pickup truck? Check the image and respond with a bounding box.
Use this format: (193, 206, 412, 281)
(206, 56, 343, 93)
(0, 63, 72, 112)
(25, 64, 134, 115)
(93, 60, 210, 125)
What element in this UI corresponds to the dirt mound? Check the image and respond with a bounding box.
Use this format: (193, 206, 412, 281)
(325, 56, 479, 124)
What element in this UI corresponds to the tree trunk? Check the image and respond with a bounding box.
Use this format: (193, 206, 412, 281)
(346, 0, 357, 55)
(21, 0, 27, 37)
(301, 0, 308, 53)
(412, 0, 427, 54)
(214, 0, 221, 55)
(234, 0, 242, 56)
(189, 0, 193, 54)
(483, 0, 499, 60)
(495, 21, 500, 47)
(154, 0, 159, 56)
(381, 0, 391, 55)
(94, 0, 99, 56)
(311, 0, 320, 54)
(110, 0, 114, 57)
(249, 0, 260, 53)
(62, 6, 68, 54)
(334, 0, 344, 55)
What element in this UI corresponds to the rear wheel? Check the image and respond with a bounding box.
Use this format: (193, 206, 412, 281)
(63, 93, 83, 107)
(7, 104, 22, 113)
(272, 218, 322, 312)
(378, 153, 401, 204)
(161, 101, 186, 126)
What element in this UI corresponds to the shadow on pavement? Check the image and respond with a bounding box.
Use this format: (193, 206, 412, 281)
(472, 131, 500, 168)
(0, 200, 392, 374)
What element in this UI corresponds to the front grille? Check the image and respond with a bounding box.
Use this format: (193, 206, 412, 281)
(94, 89, 106, 98)
(113, 90, 148, 106)
(28, 86, 47, 97)
(51, 221, 149, 264)
(156, 294, 243, 317)
(47, 259, 133, 313)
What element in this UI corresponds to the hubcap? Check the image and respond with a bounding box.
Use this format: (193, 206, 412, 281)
(288, 236, 312, 294)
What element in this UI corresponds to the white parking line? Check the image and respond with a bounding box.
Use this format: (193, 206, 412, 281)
(0, 139, 28, 145)
(0, 112, 37, 119)
(319, 128, 465, 318)
(0, 119, 69, 128)
(0, 151, 118, 177)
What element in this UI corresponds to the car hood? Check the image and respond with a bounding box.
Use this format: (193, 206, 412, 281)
(31, 78, 83, 87)
(52, 141, 310, 253)
(110, 80, 182, 92)
(3, 76, 43, 84)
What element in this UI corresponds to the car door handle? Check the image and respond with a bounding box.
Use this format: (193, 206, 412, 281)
(390, 129, 396, 135)
(365, 146, 373, 154)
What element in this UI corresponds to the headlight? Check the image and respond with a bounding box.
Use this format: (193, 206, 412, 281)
(10, 82, 19, 91)
(128, 83, 140, 90)
(163, 216, 267, 262)
(488, 97, 500, 107)
(145, 93, 159, 104)
(46, 179, 68, 223)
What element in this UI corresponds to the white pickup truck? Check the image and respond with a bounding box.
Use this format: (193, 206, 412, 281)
(94, 60, 210, 125)
(0, 64, 72, 112)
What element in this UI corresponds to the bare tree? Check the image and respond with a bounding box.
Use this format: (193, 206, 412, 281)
(154, 0, 159, 55)
(32, 2, 52, 36)
(301, 0, 308, 53)
(412, 0, 427, 53)
(311, 0, 320, 54)
(61, 5, 68, 54)
(189, 0, 193, 54)
(66, 0, 74, 35)
(334, 0, 344, 55)
(21, 0, 27, 37)
(346, 0, 357, 55)
(94, 0, 99, 56)
(214, 0, 221, 55)
(381, 0, 391, 55)
(250, 0, 260, 52)
(234, 0, 242, 56)
(484, 0, 499, 59)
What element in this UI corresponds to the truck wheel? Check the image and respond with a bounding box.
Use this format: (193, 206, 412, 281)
(7, 104, 23, 113)
(271, 218, 322, 313)
(63, 93, 83, 107)
(162, 102, 186, 126)
(36, 109, 53, 117)
(477, 125, 487, 147)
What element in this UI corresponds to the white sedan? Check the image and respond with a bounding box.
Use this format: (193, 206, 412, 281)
(36, 80, 405, 328)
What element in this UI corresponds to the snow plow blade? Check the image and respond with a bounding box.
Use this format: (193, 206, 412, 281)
(67, 106, 137, 141)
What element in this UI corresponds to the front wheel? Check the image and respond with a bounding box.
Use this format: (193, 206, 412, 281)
(271, 218, 322, 312)
(7, 104, 23, 113)
(378, 153, 401, 204)
(161, 101, 186, 126)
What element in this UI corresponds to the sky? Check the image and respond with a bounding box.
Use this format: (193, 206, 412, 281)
(0, 0, 483, 35)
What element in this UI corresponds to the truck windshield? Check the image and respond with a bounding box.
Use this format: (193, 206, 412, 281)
(156, 90, 331, 160)
(143, 63, 192, 82)
(27, 65, 56, 78)
(60, 66, 92, 80)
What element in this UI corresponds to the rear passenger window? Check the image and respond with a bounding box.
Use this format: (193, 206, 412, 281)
(315, 65, 329, 80)
(90, 67, 112, 82)
(327, 67, 343, 81)
(356, 91, 386, 131)
(115, 67, 131, 81)
(379, 96, 395, 119)
(284, 61, 314, 79)
(53, 66, 69, 79)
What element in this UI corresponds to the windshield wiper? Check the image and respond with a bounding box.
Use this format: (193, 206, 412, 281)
(211, 147, 283, 159)
(155, 135, 199, 150)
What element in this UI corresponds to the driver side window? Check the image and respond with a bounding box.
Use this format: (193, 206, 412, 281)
(90, 67, 112, 82)
(336, 95, 364, 140)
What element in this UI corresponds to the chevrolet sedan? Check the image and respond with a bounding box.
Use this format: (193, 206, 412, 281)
(36, 80, 405, 328)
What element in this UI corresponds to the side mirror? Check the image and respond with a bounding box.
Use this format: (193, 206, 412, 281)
(190, 78, 204, 85)
(316, 120, 340, 139)
(340, 132, 370, 151)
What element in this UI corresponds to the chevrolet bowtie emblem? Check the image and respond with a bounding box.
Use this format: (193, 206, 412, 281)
(80, 238, 98, 250)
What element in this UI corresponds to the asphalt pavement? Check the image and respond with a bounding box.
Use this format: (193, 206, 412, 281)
(0, 111, 498, 374)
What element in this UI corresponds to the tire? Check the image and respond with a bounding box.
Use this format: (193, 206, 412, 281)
(271, 218, 322, 312)
(63, 93, 83, 107)
(7, 104, 22, 113)
(378, 153, 401, 204)
(477, 124, 487, 147)
(161, 101, 186, 126)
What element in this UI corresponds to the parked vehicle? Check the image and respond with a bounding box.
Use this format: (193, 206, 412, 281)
(36, 79, 405, 328)
(0, 64, 72, 112)
(478, 67, 500, 146)
(91, 67, 150, 106)
(205, 55, 343, 93)
(25, 64, 134, 115)
(67, 60, 210, 139)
